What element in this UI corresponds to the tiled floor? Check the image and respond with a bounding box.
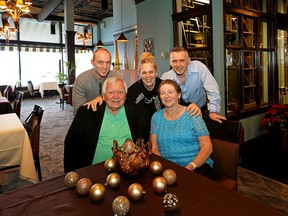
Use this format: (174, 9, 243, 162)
(238, 167, 288, 215)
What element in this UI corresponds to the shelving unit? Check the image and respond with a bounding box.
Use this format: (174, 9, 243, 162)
(225, 13, 258, 115)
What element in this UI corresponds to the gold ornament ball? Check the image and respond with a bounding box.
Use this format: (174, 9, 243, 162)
(76, 178, 92, 195)
(106, 173, 121, 189)
(90, 183, 106, 201)
(128, 183, 145, 201)
(162, 169, 177, 185)
(152, 176, 167, 193)
(112, 196, 130, 216)
(64, 171, 79, 187)
(149, 160, 163, 175)
(104, 158, 117, 173)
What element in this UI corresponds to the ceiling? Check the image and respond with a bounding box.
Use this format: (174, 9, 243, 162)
(29, 0, 113, 25)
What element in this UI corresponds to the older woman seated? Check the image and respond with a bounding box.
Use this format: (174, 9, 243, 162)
(150, 79, 213, 179)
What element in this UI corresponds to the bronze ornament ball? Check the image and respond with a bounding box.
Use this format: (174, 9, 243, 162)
(104, 158, 117, 173)
(163, 193, 180, 212)
(128, 183, 145, 201)
(64, 171, 79, 187)
(90, 183, 106, 201)
(76, 178, 92, 195)
(122, 139, 136, 154)
(112, 196, 130, 216)
(162, 169, 177, 185)
(106, 173, 121, 189)
(152, 176, 167, 193)
(149, 160, 163, 175)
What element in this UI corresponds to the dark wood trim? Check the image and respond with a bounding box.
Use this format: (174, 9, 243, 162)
(225, 4, 274, 19)
(172, 5, 212, 22)
(277, 13, 288, 31)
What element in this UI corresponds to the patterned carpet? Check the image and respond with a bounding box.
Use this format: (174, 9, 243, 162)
(1, 96, 288, 215)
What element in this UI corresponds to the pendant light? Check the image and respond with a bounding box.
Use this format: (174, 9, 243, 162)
(117, 0, 128, 43)
(95, 40, 105, 48)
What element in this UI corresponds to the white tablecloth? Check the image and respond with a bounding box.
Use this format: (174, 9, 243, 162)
(0, 113, 38, 183)
(38, 81, 60, 98)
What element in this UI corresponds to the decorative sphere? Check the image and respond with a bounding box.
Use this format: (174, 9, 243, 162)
(106, 173, 121, 189)
(76, 178, 92, 195)
(162, 169, 177, 185)
(64, 172, 79, 187)
(163, 193, 179, 212)
(112, 196, 130, 216)
(90, 183, 106, 201)
(149, 161, 163, 175)
(128, 183, 145, 201)
(104, 158, 117, 173)
(152, 176, 167, 193)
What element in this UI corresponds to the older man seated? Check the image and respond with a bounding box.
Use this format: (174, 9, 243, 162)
(64, 75, 150, 172)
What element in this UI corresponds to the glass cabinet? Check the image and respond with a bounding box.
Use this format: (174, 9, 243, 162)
(225, 6, 274, 117)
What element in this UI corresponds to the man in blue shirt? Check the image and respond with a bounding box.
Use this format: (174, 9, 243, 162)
(161, 47, 226, 123)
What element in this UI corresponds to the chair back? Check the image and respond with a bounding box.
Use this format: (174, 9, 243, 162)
(27, 80, 34, 92)
(23, 104, 44, 181)
(33, 104, 44, 124)
(203, 116, 244, 191)
(3, 85, 9, 100)
(15, 91, 24, 100)
(13, 91, 24, 118)
(58, 84, 69, 110)
(24, 105, 44, 135)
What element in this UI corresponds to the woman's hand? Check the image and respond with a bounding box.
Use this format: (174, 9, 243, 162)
(187, 103, 202, 117)
(84, 96, 103, 111)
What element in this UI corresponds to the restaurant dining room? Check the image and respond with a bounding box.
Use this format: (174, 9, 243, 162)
(1, 0, 288, 215)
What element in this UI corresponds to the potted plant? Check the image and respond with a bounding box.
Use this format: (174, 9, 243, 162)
(260, 104, 288, 151)
(56, 61, 76, 85)
(56, 72, 68, 85)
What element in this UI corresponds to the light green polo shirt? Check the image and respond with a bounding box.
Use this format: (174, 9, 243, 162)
(92, 106, 132, 164)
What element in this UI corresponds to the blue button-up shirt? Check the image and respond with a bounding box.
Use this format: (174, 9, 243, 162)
(161, 60, 221, 113)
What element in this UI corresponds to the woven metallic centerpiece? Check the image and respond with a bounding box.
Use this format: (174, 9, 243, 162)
(112, 138, 152, 177)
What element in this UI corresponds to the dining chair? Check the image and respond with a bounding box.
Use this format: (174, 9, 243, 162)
(27, 81, 40, 99)
(203, 116, 244, 191)
(23, 104, 45, 181)
(3, 85, 11, 100)
(59, 84, 69, 110)
(13, 91, 24, 118)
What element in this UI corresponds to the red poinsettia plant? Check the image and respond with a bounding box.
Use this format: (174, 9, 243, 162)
(260, 104, 288, 132)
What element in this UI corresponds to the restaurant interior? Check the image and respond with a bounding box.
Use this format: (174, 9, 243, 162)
(0, 0, 288, 215)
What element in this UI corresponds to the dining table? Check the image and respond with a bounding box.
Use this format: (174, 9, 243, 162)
(0, 113, 38, 183)
(38, 81, 60, 98)
(0, 154, 284, 216)
(0, 97, 14, 115)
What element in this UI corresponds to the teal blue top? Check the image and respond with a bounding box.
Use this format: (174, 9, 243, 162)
(93, 106, 132, 164)
(150, 108, 213, 168)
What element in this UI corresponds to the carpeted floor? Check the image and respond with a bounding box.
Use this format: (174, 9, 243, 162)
(1, 96, 288, 215)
